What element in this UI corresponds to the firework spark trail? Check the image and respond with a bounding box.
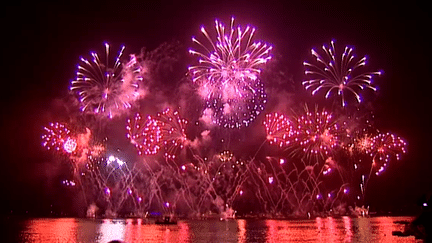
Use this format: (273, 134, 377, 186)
(176, 153, 249, 216)
(303, 40, 381, 107)
(70, 43, 145, 118)
(264, 157, 308, 214)
(127, 108, 188, 159)
(248, 158, 331, 215)
(189, 17, 272, 128)
(85, 155, 150, 217)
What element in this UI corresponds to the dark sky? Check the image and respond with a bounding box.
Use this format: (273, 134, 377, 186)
(2, 1, 431, 215)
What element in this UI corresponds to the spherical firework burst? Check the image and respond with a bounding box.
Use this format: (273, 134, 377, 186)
(189, 17, 272, 128)
(281, 107, 343, 162)
(70, 43, 145, 118)
(127, 108, 188, 159)
(126, 113, 163, 156)
(369, 132, 407, 175)
(354, 133, 375, 154)
(207, 81, 267, 128)
(263, 112, 295, 148)
(42, 122, 75, 153)
(219, 150, 234, 163)
(42, 124, 104, 163)
(303, 40, 381, 107)
(63, 137, 78, 153)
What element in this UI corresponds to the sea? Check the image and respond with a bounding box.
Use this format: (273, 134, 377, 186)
(3, 216, 421, 242)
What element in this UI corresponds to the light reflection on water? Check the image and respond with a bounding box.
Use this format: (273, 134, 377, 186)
(15, 216, 417, 242)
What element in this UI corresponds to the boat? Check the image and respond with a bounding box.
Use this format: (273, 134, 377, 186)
(155, 215, 177, 225)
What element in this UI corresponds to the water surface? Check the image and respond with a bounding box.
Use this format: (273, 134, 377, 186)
(7, 216, 419, 242)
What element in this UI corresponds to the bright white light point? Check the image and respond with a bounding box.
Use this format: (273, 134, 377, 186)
(423, 203, 428, 207)
(328, 193, 332, 198)
(279, 159, 285, 164)
(63, 137, 77, 153)
(181, 165, 186, 170)
(268, 177, 274, 184)
(240, 190, 244, 195)
(165, 202, 170, 207)
(108, 155, 116, 162)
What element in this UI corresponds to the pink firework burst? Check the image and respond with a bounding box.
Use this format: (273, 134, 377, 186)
(70, 43, 145, 118)
(189, 17, 272, 128)
(354, 133, 375, 154)
(41, 122, 76, 153)
(287, 107, 343, 162)
(263, 112, 295, 148)
(127, 108, 188, 159)
(303, 40, 381, 107)
(369, 132, 407, 175)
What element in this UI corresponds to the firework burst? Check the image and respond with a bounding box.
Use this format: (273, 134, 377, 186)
(354, 133, 375, 154)
(207, 81, 267, 128)
(41, 122, 75, 153)
(189, 17, 272, 128)
(70, 43, 145, 118)
(268, 107, 344, 162)
(368, 132, 407, 175)
(291, 108, 342, 161)
(127, 108, 188, 159)
(263, 112, 295, 148)
(303, 40, 381, 107)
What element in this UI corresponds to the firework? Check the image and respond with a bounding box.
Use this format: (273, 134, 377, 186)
(207, 81, 267, 128)
(70, 43, 145, 118)
(354, 133, 375, 154)
(303, 40, 381, 107)
(126, 112, 162, 156)
(189, 17, 272, 128)
(41, 122, 75, 153)
(127, 108, 188, 159)
(219, 150, 234, 163)
(266, 107, 343, 162)
(263, 112, 294, 148)
(292, 108, 342, 161)
(369, 132, 407, 175)
(42, 123, 105, 165)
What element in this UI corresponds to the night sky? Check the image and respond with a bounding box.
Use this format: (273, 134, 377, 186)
(2, 1, 431, 216)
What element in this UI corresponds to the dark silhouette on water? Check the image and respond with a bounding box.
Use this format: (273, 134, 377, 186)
(155, 215, 177, 225)
(393, 194, 432, 242)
